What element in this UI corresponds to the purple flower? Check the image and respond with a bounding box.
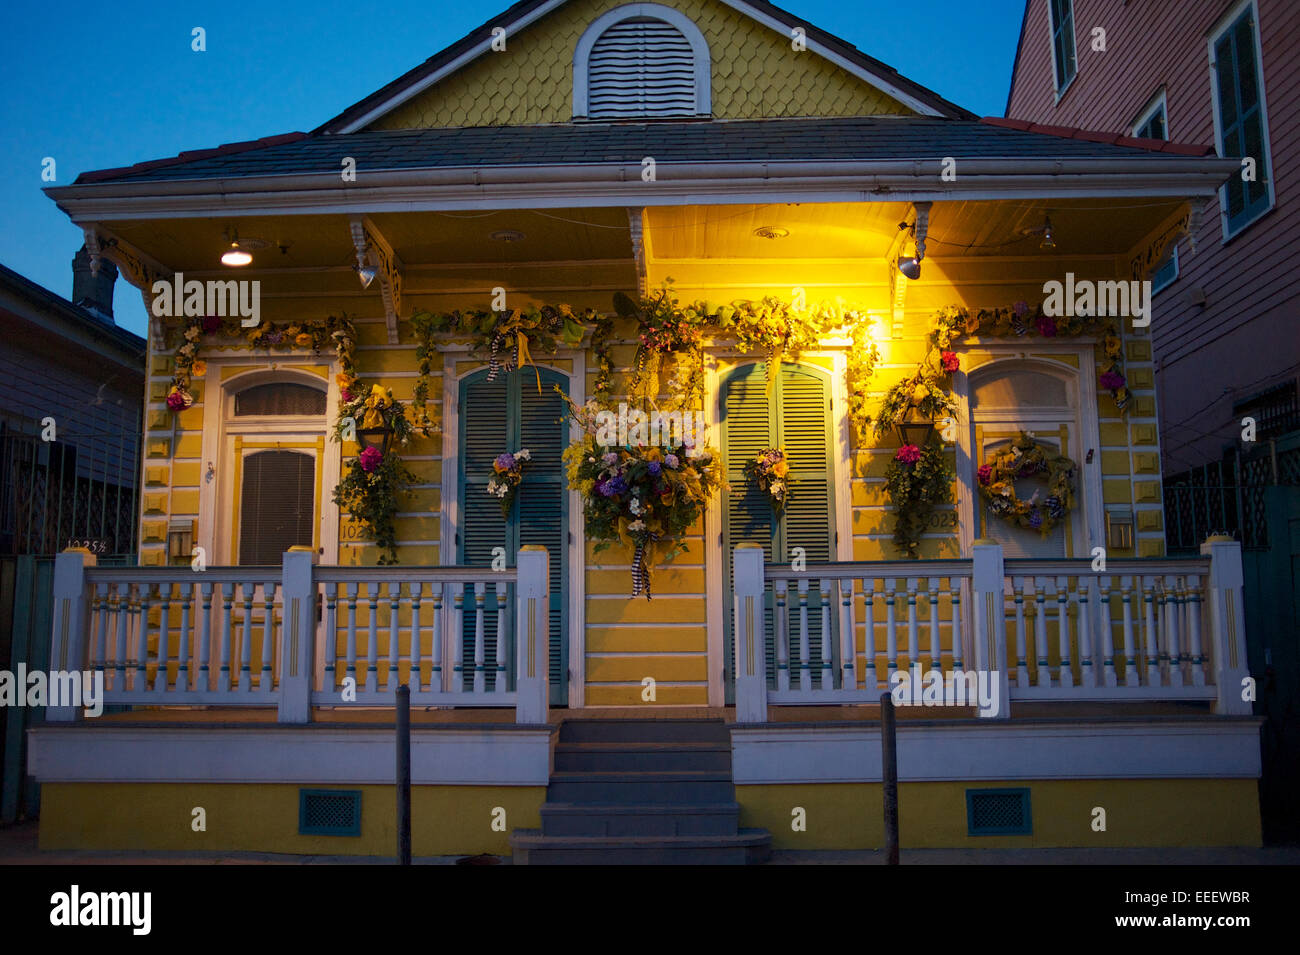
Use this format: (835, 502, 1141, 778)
(1100, 370, 1126, 390)
(664, 454, 680, 469)
(359, 447, 383, 473)
(495, 452, 515, 471)
(602, 452, 618, 467)
(1012, 300, 1030, 318)
(648, 461, 662, 476)
(604, 475, 628, 497)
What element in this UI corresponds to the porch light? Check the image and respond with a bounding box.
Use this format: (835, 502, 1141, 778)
(356, 423, 394, 454)
(1039, 216, 1056, 250)
(221, 239, 252, 267)
(897, 255, 922, 280)
(356, 265, 377, 288)
(895, 405, 935, 448)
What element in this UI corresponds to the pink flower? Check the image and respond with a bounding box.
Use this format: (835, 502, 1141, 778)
(940, 350, 960, 373)
(359, 446, 383, 473)
(166, 389, 187, 410)
(1036, 315, 1057, 338)
(895, 444, 922, 465)
(341, 389, 354, 403)
(978, 463, 993, 485)
(1100, 370, 1126, 390)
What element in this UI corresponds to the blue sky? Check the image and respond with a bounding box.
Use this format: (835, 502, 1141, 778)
(0, 0, 1025, 338)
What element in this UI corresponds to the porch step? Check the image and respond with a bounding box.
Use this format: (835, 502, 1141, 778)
(547, 770, 736, 804)
(553, 742, 732, 773)
(508, 828, 772, 865)
(557, 718, 731, 745)
(510, 718, 771, 863)
(539, 801, 741, 837)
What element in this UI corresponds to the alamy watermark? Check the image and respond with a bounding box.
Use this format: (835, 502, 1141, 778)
(1042, 272, 1151, 328)
(888, 664, 1001, 717)
(0, 666, 104, 717)
(150, 272, 261, 327)
(590, 402, 705, 448)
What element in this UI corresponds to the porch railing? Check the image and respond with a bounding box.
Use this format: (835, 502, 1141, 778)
(46, 546, 550, 724)
(732, 538, 1251, 720)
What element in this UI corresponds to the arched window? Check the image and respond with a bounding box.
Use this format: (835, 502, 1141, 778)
(234, 382, 327, 417)
(573, 4, 711, 119)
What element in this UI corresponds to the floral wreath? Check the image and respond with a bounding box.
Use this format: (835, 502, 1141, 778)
(744, 448, 791, 513)
(977, 431, 1078, 536)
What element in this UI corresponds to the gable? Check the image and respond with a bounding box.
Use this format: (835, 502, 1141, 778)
(362, 0, 921, 131)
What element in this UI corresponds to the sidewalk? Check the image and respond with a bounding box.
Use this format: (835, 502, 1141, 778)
(4, 822, 1297, 865)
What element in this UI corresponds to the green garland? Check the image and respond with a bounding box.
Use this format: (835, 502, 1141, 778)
(884, 439, 955, 559)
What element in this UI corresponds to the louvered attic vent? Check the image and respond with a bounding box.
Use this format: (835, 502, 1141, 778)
(588, 17, 698, 118)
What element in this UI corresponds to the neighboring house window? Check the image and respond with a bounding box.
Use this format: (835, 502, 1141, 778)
(573, 4, 711, 119)
(1209, 0, 1274, 237)
(1132, 91, 1178, 292)
(457, 367, 569, 703)
(1048, 0, 1078, 93)
(722, 362, 837, 696)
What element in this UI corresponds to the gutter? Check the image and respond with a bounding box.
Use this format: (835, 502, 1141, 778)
(45, 157, 1241, 221)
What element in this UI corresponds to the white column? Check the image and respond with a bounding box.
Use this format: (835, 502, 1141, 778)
(971, 541, 1009, 718)
(1200, 536, 1251, 715)
(278, 548, 316, 723)
(733, 543, 767, 723)
(47, 548, 94, 722)
(515, 546, 550, 723)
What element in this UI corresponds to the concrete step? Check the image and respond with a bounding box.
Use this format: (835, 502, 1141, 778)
(547, 771, 735, 804)
(539, 801, 742, 837)
(557, 718, 730, 745)
(509, 828, 772, 865)
(553, 742, 732, 773)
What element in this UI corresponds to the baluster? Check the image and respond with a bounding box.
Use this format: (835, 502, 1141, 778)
(839, 578, 855, 691)
(949, 578, 964, 672)
(473, 581, 487, 694)
(92, 582, 108, 681)
(862, 578, 878, 690)
(1012, 576, 1029, 687)
(1142, 576, 1160, 686)
(452, 589, 465, 692)
(1120, 576, 1139, 686)
(134, 583, 152, 691)
(927, 577, 941, 675)
(345, 582, 360, 694)
(219, 582, 234, 693)
(366, 581, 380, 693)
(885, 577, 899, 678)
(905, 578, 919, 673)
(239, 581, 255, 691)
(1033, 578, 1049, 687)
(260, 579, 276, 690)
(1077, 576, 1095, 689)
(431, 584, 444, 692)
(1165, 575, 1183, 688)
(177, 581, 192, 690)
(774, 580, 790, 692)
(155, 582, 171, 693)
(819, 580, 833, 690)
(325, 584, 339, 691)
(1186, 574, 1206, 687)
(1054, 575, 1073, 688)
(197, 581, 213, 692)
(494, 583, 509, 693)
(114, 583, 130, 692)
(388, 581, 402, 691)
(1098, 575, 1117, 687)
(410, 582, 423, 693)
(796, 579, 810, 692)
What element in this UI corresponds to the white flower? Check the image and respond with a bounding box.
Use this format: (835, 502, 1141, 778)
(628, 519, 646, 533)
(516, 448, 531, 460)
(487, 479, 500, 494)
(629, 497, 644, 516)
(770, 481, 784, 494)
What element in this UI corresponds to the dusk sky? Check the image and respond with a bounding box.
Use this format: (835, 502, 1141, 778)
(0, 0, 1025, 338)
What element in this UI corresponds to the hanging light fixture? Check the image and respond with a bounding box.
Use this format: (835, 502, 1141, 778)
(356, 265, 377, 288)
(221, 230, 253, 267)
(1039, 216, 1056, 249)
(897, 255, 922, 280)
(895, 202, 931, 281)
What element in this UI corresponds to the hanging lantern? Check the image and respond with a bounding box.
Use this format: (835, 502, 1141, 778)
(895, 404, 935, 448)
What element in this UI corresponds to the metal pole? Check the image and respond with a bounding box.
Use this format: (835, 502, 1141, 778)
(881, 692, 899, 865)
(396, 683, 411, 865)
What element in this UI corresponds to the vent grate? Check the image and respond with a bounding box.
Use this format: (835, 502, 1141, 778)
(966, 788, 1032, 835)
(299, 789, 362, 836)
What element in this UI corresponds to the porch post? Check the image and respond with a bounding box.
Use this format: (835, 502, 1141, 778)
(970, 541, 1010, 719)
(1200, 535, 1251, 715)
(278, 547, 316, 723)
(733, 543, 767, 723)
(515, 546, 549, 724)
(47, 548, 94, 723)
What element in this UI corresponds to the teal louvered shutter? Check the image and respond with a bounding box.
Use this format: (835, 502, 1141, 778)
(458, 369, 568, 703)
(722, 363, 836, 699)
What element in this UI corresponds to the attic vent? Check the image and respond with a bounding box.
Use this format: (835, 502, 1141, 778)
(299, 789, 362, 836)
(966, 788, 1032, 836)
(587, 17, 699, 118)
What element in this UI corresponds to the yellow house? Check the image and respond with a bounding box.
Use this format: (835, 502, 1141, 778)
(34, 0, 1260, 861)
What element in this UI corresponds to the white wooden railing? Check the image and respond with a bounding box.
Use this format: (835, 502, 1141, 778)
(46, 546, 550, 724)
(732, 538, 1252, 720)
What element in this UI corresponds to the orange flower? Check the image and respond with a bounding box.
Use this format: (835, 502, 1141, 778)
(190, 360, 207, 377)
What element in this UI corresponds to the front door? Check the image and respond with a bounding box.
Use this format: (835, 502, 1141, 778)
(457, 367, 569, 704)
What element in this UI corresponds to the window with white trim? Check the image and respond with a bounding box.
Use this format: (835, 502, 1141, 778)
(1048, 0, 1078, 93)
(573, 4, 711, 119)
(1209, 0, 1274, 237)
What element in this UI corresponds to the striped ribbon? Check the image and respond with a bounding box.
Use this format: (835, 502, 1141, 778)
(630, 533, 660, 600)
(486, 333, 519, 382)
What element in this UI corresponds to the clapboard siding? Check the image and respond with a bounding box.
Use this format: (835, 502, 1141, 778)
(1007, 0, 1300, 471)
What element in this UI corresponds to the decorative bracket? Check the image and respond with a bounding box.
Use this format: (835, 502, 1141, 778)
(349, 215, 403, 344)
(627, 207, 648, 297)
(884, 202, 930, 339)
(1128, 200, 1203, 280)
(83, 225, 173, 348)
